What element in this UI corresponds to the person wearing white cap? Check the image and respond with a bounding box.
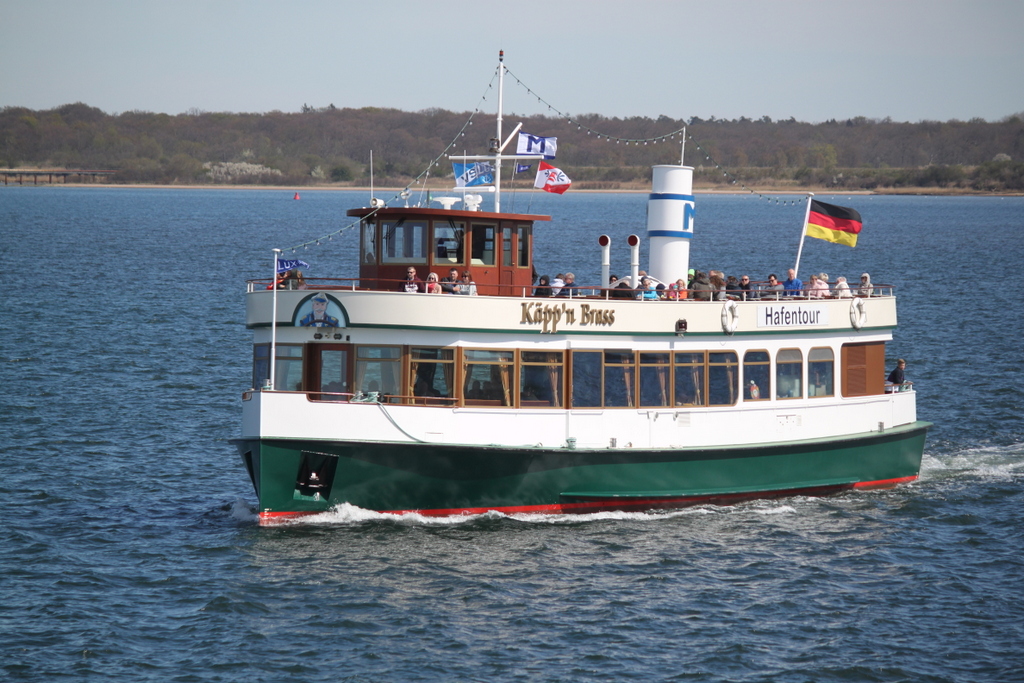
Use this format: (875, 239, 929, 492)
(857, 272, 873, 297)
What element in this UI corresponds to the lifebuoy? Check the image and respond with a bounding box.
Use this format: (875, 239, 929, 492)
(850, 297, 867, 330)
(721, 300, 739, 334)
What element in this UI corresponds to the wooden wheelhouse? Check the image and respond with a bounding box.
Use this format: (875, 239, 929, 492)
(348, 206, 550, 296)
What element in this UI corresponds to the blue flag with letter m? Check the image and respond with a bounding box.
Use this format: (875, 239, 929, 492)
(516, 133, 557, 159)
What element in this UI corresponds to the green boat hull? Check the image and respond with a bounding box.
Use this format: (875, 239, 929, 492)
(233, 421, 930, 523)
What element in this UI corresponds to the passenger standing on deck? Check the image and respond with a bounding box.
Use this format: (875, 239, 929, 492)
(425, 272, 442, 294)
(886, 358, 907, 392)
(440, 267, 461, 294)
(556, 272, 576, 297)
(690, 271, 713, 301)
(638, 276, 659, 300)
(783, 268, 803, 297)
(709, 272, 727, 301)
(550, 274, 565, 297)
(738, 275, 757, 300)
(402, 267, 424, 293)
(807, 273, 829, 298)
(761, 273, 784, 300)
(725, 275, 741, 300)
(458, 271, 478, 296)
(858, 273, 874, 297)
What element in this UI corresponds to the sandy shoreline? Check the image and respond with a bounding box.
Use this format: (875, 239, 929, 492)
(2, 182, 1019, 196)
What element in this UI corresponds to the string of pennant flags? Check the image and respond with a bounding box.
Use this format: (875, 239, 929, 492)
(281, 66, 503, 253)
(503, 67, 804, 206)
(282, 63, 805, 255)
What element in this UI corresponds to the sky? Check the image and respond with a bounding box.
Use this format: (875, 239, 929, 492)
(1, 0, 1022, 124)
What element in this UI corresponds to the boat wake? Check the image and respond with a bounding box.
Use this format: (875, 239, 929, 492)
(247, 499, 806, 527)
(920, 442, 1024, 482)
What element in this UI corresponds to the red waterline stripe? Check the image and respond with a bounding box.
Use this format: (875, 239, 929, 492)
(852, 475, 918, 490)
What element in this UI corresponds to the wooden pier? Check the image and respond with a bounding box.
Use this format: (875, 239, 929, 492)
(0, 169, 117, 185)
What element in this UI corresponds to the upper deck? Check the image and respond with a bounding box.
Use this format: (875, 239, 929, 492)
(245, 280, 896, 339)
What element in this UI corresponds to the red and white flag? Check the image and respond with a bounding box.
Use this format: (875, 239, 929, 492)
(534, 161, 571, 194)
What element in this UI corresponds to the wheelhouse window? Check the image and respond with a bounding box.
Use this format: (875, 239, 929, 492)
(354, 346, 401, 399)
(502, 226, 514, 266)
(519, 351, 564, 407)
(708, 352, 739, 406)
(410, 347, 455, 405)
(471, 224, 496, 266)
(463, 349, 513, 406)
(570, 351, 602, 408)
(808, 347, 835, 397)
(639, 353, 671, 407)
(382, 220, 427, 264)
(674, 352, 706, 406)
(432, 220, 465, 266)
(776, 348, 803, 399)
(517, 225, 531, 269)
(254, 343, 304, 392)
(743, 350, 771, 401)
(361, 219, 377, 265)
(603, 350, 636, 408)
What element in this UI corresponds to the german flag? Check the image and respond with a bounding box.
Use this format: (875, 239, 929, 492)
(806, 199, 863, 247)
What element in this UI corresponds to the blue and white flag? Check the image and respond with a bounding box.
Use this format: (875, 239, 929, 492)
(277, 258, 310, 273)
(516, 132, 557, 159)
(453, 161, 495, 187)
(515, 163, 532, 174)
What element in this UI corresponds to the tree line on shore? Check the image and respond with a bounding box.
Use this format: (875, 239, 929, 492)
(1, 102, 1022, 191)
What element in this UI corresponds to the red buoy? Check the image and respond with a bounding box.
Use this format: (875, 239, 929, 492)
(294, 192, 300, 200)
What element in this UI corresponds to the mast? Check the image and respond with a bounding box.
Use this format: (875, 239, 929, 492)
(495, 50, 504, 213)
(448, 51, 544, 212)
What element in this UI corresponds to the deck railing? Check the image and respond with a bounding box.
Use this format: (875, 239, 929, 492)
(247, 277, 895, 299)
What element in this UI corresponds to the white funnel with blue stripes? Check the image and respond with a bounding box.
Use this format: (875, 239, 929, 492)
(646, 165, 695, 285)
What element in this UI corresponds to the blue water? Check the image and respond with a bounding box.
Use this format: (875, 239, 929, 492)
(2, 187, 1023, 682)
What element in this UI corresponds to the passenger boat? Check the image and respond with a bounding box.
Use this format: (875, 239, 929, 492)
(233, 56, 930, 525)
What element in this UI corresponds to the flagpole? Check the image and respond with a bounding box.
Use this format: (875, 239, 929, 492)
(494, 50, 505, 213)
(269, 248, 281, 390)
(793, 193, 814, 278)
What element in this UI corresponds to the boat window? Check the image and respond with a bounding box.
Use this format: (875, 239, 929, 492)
(639, 352, 671, 407)
(502, 226, 513, 266)
(808, 347, 835, 398)
(275, 344, 305, 392)
(673, 352, 706, 406)
(603, 350, 636, 408)
(432, 220, 465, 266)
(253, 343, 304, 392)
(317, 347, 350, 400)
(463, 349, 513, 406)
(471, 224, 495, 266)
(354, 346, 401, 399)
(517, 225, 531, 269)
(570, 351, 602, 408)
(381, 220, 428, 264)
(410, 347, 455, 405)
(361, 219, 377, 265)
(708, 352, 739, 406)
(253, 344, 269, 389)
(743, 350, 771, 401)
(519, 350, 564, 407)
(776, 348, 803, 399)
